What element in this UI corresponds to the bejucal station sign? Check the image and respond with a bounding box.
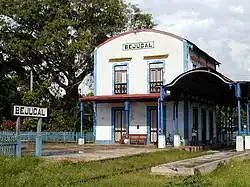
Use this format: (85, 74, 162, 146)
(122, 41, 154, 51)
(12, 105, 48, 118)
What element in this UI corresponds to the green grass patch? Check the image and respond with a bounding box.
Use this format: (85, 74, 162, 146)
(87, 158, 250, 187)
(0, 150, 205, 187)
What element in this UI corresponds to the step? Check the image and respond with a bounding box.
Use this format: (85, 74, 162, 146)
(151, 151, 249, 176)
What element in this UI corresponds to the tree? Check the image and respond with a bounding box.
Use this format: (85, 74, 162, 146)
(0, 75, 21, 123)
(0, 0, 155, 130)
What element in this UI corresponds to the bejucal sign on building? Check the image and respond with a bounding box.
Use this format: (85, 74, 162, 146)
(12, 105, 48, 118)
(122, 41, 154, 51)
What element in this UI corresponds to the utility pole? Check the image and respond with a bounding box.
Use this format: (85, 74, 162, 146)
(30, 70, 33, 92)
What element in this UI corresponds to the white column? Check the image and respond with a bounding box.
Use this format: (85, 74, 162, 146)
(158, 134, 166, 148)
(236, 136, 244, 151)
(173, 135, 181, 147)
(245, 136, 250, 150)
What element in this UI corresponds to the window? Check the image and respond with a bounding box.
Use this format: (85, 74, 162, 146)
(149, 63, 163, 93)
(114, 65, 127, 94)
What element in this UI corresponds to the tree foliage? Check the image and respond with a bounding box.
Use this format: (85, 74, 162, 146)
(0, 0, 155, 131)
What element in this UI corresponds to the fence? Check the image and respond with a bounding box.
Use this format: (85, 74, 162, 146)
(0, 132, 95, 143)
(0, 134, 17, 156)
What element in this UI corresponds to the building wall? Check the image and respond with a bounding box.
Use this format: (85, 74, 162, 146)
(95, 103, 112, 143)
(95, 101, 188, 143)
(95, 101, 217, 143)
(130, 102, 147, 134)
(95, 31, 184, 96)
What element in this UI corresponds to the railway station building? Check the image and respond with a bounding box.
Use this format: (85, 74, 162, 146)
(80, 29, 250, 149)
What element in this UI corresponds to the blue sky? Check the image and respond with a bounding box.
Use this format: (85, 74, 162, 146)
(128, 0, 250, 80)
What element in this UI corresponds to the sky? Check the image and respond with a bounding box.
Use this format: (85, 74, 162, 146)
(128, 0, 250, 81)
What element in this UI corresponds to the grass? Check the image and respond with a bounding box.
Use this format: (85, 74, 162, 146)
(87, 158, 250, 187)
(1, 150, 250, 187)
(0, 150, 204, 187)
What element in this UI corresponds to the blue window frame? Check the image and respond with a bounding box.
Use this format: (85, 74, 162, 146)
(149, 62, 164, 93)
(113, 64, 128, 94)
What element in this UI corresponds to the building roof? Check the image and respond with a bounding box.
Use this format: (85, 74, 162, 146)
(97, 28, 220, 66)
(164, 67, 236, 106)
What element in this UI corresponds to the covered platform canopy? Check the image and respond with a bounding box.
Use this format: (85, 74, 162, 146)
(157, 67, 250, 145)
(163, 67, 239, 106)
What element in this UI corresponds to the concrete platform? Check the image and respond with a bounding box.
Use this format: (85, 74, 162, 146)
(151, 151, 250, 176)
(42, 147, 163, 162)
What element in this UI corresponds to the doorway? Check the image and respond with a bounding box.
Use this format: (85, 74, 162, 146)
(113, 109, 126, 143)
(149, 108, 158, 143)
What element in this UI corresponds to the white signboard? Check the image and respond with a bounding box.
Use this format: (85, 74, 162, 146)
(13, 105, 48, 118)
(122, 41, 154, 51)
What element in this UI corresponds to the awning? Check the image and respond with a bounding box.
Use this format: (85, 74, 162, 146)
(164, 67, 237, 106)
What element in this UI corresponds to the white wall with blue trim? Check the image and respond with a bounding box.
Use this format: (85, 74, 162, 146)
(95, 103, 112, 144)
(95, 31, 184, 96)
(93, 29, 218, 144)
(95, 101, 192, 144)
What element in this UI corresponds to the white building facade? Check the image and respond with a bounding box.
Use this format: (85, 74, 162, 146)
(81, 29, 223, 146)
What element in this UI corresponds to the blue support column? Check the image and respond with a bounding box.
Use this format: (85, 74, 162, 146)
(157, 87, 165, 137)
(158, 98, 161, 135)
(173, 102, 176, 134)
(160, 88, 164, 135)
(80, 102, 84, 139)
(93, 102, 97, 137)
(236, 83, 241, 135)
(158, 87, 167, 148)
(125, 101, 130, 139)
(247, 103, 250, 135)
(184, 93, 189, 139)
(35, 118, 42, 157)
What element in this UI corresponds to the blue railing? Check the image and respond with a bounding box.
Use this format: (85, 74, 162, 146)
(0, 135, 17, 156)
(0, 132, 95, 143)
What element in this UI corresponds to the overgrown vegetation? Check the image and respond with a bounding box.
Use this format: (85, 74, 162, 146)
(0, 150, 249, 187)
(0, 150, 204, 187)
(0, 0, 155, 131)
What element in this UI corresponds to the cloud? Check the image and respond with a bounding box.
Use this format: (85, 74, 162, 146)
(128, 0, 250, 80)
(229, 5, 244, 14)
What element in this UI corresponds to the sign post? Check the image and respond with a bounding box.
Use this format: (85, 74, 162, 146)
(12, 104, 48, 157)
(35, 118, 42, 157)
(16, 117, 21, 158)
(78, 102, 84, 145)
